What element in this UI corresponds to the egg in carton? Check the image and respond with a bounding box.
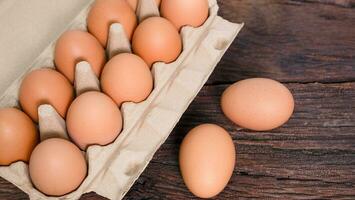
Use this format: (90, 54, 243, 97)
(0, 0, 243, 199)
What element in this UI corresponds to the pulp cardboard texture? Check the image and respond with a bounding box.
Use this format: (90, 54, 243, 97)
(0, 0, 243, 199)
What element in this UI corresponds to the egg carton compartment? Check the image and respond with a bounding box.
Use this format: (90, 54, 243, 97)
(0, 0, 243, 199)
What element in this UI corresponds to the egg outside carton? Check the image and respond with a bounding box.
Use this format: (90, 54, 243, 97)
(0, 0, 244, 199)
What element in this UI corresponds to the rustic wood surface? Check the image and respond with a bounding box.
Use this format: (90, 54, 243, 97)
(0, 0, 354, 199)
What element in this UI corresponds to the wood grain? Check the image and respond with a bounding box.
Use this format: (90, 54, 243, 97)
(208, 0, 355, 84)
(0, 0, 354, 199)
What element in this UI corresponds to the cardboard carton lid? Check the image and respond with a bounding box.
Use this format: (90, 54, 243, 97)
(0, 0, 90, 95)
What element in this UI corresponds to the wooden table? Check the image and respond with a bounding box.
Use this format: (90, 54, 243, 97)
(1, 0, 354, 199)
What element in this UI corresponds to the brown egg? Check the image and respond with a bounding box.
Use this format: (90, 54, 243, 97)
(0, 108, 38, 166)
(29, 138, 87, 196)
(87, 0, 137, 47)
(221, 78, 294, 131)
(161, 0, 209, 30)
(126, 0, 161, 11)
(179, 124, 236, 198)
(66, 91, 123, 150)
(54, 30, 106, 83)
(19, 68, 74, 122)
(132, 17, 182, 67)
(101, 53, 153, 106)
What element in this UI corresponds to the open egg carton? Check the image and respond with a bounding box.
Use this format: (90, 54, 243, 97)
(0, 0, 243, 199)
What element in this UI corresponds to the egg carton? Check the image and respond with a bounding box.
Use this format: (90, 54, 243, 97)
(0, 0, 243, 199)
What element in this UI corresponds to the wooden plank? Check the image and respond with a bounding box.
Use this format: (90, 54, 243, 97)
(207, 0, 355, 84)
(294, 0, 355, 8)
(0, 178, 27, 200)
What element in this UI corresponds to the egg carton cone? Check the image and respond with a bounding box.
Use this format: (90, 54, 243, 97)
(38, 104, 68, 141)
(106, 23, 132, 59)
(74, 61, 101, 95)
(137, 0, 160, 22)
(0, 0, 244, 199)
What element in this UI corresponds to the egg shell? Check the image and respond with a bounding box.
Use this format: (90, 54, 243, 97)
(0, 108, 38, 166)
(179, 124, 236, 198)
(101, 53, 153, 106)
(132, 17, 182, 67)
(29, 138, 87, 196)
(54, 30, 106, 83)
(161, 0, 209, 30)
(221, 78, 294, 131)
(87, 0, 137, 47)
(66, 91, 123, 150)
(19, 68, 74, 122)
(126, 0, 161, 11)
